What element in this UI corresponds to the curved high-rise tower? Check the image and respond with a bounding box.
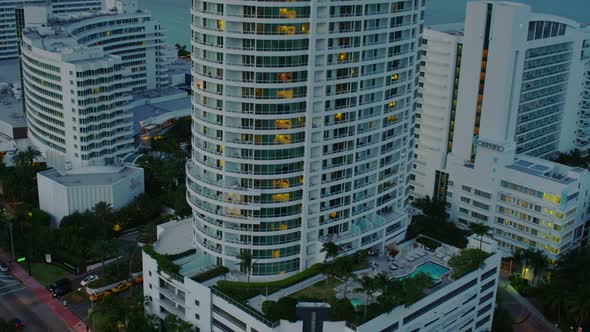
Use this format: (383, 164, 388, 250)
(188, 0, 425, 279)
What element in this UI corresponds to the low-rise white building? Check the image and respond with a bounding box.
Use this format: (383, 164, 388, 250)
(143, 220, 501, 332)
(38, 166, 144, 225)
(447, 143, 590, 263)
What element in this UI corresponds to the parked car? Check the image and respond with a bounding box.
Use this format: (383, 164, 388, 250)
(89, 291, 111, 303)
(13, 318, 24, 329)
(52, 285, 72, 298)
(389, 263, 398, 271)
(134, 275, 143, 284)
(368, 249, 378, 256)
(0, 263, 8, 272)
(80, 275, 98, 286)
(111, 281, 132, 293)
(48, 278, 71, 293)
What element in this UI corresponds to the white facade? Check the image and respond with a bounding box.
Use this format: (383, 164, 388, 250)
(410, 26, 462, 200)
(452, 1, 584, 164)
(37, 166, 144, 224)
(576, 29, 590, 150)
(0, 0, 105, 60)
(143, 219, 502, 332)
(187, 0, 424, 279)
(445, 1, 590, 261)
(21, 0, 167, 169)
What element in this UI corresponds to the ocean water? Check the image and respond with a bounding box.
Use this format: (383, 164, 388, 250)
(142, 0, 590, 47)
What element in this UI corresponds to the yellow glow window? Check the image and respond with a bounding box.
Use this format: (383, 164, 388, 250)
(391, 74, 398, 81)
(389, 101, 397, 108)
(338, 53, 348, 62)
(272, 193, 290, 202)
(276, 119, 292, 129)
(277, 90, 294, 99)
(335, 113, 344, 121)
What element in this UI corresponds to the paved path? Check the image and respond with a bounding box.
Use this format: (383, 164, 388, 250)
(248, 274, 327, 311)
(499, 280, 560, 332)
(0, 252, 88, 332)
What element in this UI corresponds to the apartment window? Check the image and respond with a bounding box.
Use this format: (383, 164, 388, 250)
(195, 299, 200, 306)
(462, 185, 471, 193)
(195, 313, 200, 320)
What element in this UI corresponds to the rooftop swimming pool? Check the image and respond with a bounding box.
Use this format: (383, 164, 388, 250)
(398, 261, 450, 280)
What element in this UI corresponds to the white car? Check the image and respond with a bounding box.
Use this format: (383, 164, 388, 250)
(0, 263, 8, 272)
(80, 275, 98, 286)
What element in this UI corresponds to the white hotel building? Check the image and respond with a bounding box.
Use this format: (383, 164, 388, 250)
(411, 1, 590, 201)
(442, 1, 590, 260)
(21, 0, 166, 169)
(186, 0, 424, 277)
(410, 25, 463, 201)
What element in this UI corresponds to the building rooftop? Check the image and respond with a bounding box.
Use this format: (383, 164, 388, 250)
(507, 157, 583, 185)
(426, 22, 465, 36)
(0, 59, 21, 84)
(39, 166, 143, 187)
(131, 88, 190, 134)
(155, 217, 194, 255)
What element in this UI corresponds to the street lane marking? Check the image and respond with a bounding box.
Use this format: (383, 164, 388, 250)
(0, 286, 26, 296)
(0, 283, 19, 290)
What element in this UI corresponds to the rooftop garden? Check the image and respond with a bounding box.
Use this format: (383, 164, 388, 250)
(143, 245, 196, 277)
(192, 266, 229, 283)
(447, 248, 491, 279)
(262, 272, 434, 326)
(215, 249, 368, 302)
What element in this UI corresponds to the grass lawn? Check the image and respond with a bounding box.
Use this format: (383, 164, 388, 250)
(20, 262, 72, 286)
(291, 277, 343, 301)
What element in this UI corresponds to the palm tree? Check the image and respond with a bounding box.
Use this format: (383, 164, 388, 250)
(237, 251, 254, 283)
(90, 239, 118, 272)
(468, 223, 492, 250)
(335, 256, 355, 298)
(566, 288, 590, 329)
(320, 242, 340, 262)
(413, 195, 446, 222)
(374, 272, 391, 292)
(354, 275, 378, 321)
(527, 249, 548, 286)
(94, 202, 114, 236)
(24, 146, 41, 166)
(11, 151, 28, 168)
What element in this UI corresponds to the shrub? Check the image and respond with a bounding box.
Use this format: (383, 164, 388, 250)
(448, 249, 490, 279)
(217, 264, 323, 301)
(143, 245, 181, 275)
(192, 266, 229, 283)
(262, 297, 298, 322)
(509, 275, 530, 295)
(408, 215, 469, 248)
(416, 236, 442, 250)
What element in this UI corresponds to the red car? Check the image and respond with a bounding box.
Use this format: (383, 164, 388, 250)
(14, 318, 24, 329)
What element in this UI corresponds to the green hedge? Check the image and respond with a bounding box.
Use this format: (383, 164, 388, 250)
(192, 266, 229, 283)
(143, 245, 181, 275)
(416, 236, 442, 250)
(216, 264, 323, 301)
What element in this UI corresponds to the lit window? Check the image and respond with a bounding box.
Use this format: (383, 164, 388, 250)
(338, 53, 348, 62)
(279, 25, 296, 35)
(388, 115, 396, 122)
(217, 20, 224, 31)
(276, 119, 292, 129)
(335, 113, 344, 121)
(272, 193, 290, 202)
(391, 74, 399, 81)
(277, 90, 294, 99)
(389, 101, 397, 108)
(273, 250, 281, 258)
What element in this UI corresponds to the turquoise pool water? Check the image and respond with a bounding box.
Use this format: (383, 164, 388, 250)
(349, 297, 363, 308)
(399, 261, 449, 280)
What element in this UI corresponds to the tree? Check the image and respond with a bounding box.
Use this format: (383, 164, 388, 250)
(468, 222, 492, 250)
(24, 146, 41, 166)
(320, 242, 340, 262)
(94, 202, 114, 234)
(448, 249, 489, 279)
(90, 239, 118, 272)
(237, 251, 254, 283)
(163, 314, 193, 332)
(354, 275, 378, 321)
(527, 249, 548, 286)
(565, 288, 590, 328)
(334, 256, 355, 298)
(552, 148, 588, 168)
(413, 195, 446, 222)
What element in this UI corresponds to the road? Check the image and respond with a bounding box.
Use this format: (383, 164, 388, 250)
(498, 280, 559, 332)
(0, 268, 70, 332)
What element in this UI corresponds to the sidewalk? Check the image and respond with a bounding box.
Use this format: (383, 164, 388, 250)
(0, 252, 88, 332)
(499, 280, 560, 332)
